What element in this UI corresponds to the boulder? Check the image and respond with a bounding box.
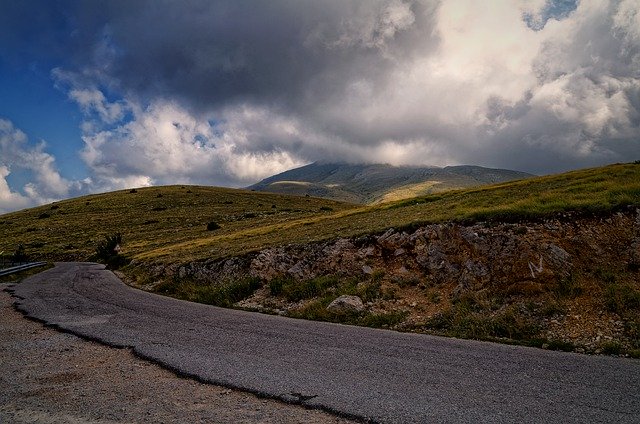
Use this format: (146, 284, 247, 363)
(326, 295, 365, 314)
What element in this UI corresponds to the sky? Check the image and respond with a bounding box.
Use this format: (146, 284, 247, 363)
(1, 0, 639, 214)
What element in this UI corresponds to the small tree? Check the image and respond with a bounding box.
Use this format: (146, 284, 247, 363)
(12, 244, 28, 264)
(95, 233, 128, 269)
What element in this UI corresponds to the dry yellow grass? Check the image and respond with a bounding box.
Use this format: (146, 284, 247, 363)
(2, 163, 639, 265)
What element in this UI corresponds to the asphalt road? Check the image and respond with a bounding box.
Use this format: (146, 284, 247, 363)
(9, 263, 640, 423)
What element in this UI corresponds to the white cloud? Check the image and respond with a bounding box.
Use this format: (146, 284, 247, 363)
(16, 0, 640, 199)
(0, 119, 74, 213)
(77, 100, 305, 190)
(0, 165, 32, 214)
(68, 88, 126, 124)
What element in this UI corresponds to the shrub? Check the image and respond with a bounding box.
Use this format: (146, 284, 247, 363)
(207, 221, 221, 231)
(157, 277, 261, 307)
(544, 339, 576, 352)
(594, 268, 617, 284)
(269, 276, 289, 296)
(425, 304, 538, 341)
(360, 311, 408, 328)
(283, 276, 339, 302)
(604, 283, 640, 314)
(95, 233, 128, 269)
(554, 275, 582, 299)
(600, 341, 622, 355)
(12, 244, 28, 263)
(38, 212, 50, 219)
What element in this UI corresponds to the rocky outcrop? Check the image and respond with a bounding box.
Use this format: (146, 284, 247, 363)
(146, 209, 639, 295)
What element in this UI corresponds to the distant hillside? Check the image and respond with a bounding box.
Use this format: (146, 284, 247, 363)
(248, 162, 533, 203)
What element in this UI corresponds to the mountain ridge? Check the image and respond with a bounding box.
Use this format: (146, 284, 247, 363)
(248, 162, 533, 203)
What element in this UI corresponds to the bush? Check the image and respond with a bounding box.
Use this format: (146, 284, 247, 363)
(600, 341, 622, 355)
(282, 276, 339, 302)
(156, 277, 261, 307)
(11, 244, 28, 263)
(269, 277, 288, 296)
(425, 304, 538, 341)
(95, 233, 128, 269)
(207, 221, 221, 231)
(605, 283, 640, 314)
(554, 275, 582, 299)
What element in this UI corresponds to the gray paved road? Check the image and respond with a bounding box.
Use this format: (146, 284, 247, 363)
(8, 263, 640, 423)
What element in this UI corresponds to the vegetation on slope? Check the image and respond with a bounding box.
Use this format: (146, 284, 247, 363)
(139, 162, 640, 262)
(1, 163, 639, 265)
(2, 162, 640, 356)
(0, 185, 356, 263)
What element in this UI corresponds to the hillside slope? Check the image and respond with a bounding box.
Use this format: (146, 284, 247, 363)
(0, 186, 356, 263)
(2, 163, 638, 264)
(2, 163, 640, 356)
(248, 162, 533, 203)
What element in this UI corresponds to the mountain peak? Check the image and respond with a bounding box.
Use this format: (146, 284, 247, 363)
(249, 163, 532, 204)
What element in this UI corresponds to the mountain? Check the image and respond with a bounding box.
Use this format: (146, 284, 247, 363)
(248, 162, 533, 203)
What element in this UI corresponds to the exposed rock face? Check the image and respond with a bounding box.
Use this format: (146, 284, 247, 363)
(326, 296, 365, 314)
(147, 209, 639, 294)
(136, 208, 640, 355)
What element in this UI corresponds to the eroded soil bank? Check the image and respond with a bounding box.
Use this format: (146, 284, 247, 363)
(130, 208, 640, 356)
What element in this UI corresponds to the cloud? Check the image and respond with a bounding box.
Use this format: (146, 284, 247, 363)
(77, 100, 303, 189)
(0, 119, 80, 213)
(80, 0, 638, 175)
(4, 0, 640, 198)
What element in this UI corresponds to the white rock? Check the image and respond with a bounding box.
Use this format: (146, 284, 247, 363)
(326, 295, 365, 314)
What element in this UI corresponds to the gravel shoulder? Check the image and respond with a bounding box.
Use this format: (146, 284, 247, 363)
(0, 284, 352, 424)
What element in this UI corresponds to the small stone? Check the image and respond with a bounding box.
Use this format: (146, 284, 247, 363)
(362, 265, 373, 275)
(326, 295, 365, 314)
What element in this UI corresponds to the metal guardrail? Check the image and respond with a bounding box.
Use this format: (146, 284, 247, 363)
(0, 262, 48, 277)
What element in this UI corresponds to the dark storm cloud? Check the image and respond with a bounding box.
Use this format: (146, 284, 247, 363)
(88, 0, 437, 116)
(2, 0, 639, 192)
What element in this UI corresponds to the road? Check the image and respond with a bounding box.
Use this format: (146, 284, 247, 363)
(9, 262, 640, 423)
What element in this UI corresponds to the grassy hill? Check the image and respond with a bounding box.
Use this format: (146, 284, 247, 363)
(248, 162, 533, 204)
(1, 163, 638, 265)
(0, 186, 356, 264)
(3, 162, 640, 356)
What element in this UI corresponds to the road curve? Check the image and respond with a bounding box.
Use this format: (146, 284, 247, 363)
(9, 263, 640, 423)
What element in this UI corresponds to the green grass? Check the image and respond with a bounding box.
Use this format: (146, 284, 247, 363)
(270, 274, 382, 304)
(287, 295, 408, 328)
(0, 185, 357, 263)
(269, 275, 340, 302)
(1, 163, 639, 266)
(604, 283, 640, 315)
(424, 301, 539, 342)
(155, 276, 262, 308)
